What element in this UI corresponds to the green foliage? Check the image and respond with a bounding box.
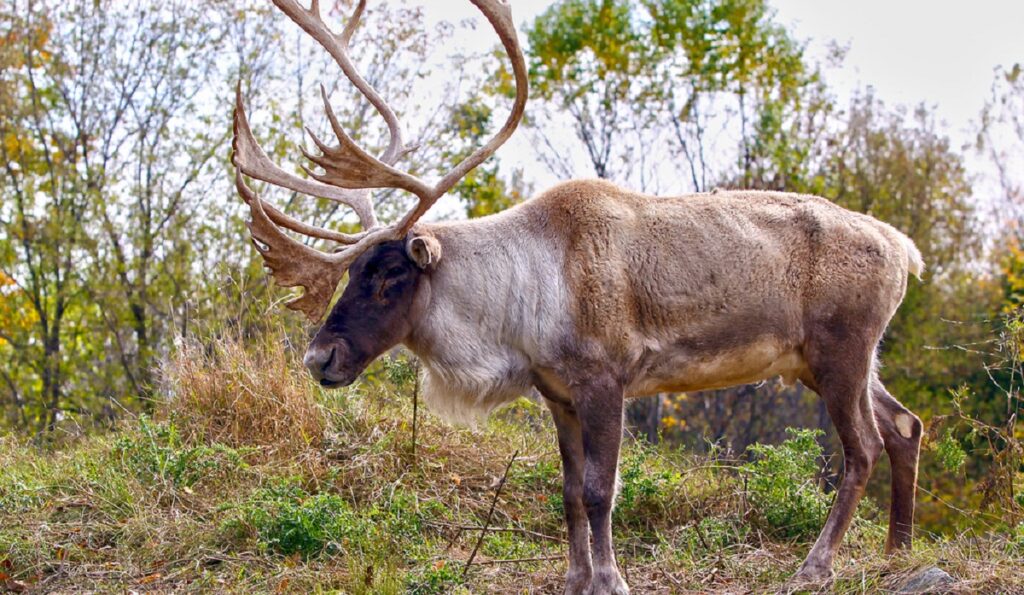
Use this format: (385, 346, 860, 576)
(406, 560, 465, 595)
(613, 442, 687, 533)
(440, 96, 531, 218)
(1010, 522, 1024, 554)
(223, 480, 354, 558)
(674, 516, 748, 558)
(646, 0, 808, 96)
(742, 428, 830, 540)
(940, 312, 1024, 527)
(0, 475, 44, 515)
(481, 530, 542, 559)
(382, 356, 418, 391)
(1001, 242, 1024, 314)
(513, 457, 561, 490)
(517, 0, 812, 186)
(223, 479, 426, 560)
(528, 0, 646, 93)
(936, 428, 967, 473)
(0, 346, 1022, 592)
(113, 416, 248, 488)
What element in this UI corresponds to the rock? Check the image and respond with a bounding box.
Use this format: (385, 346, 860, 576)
(898, 567, 954, 593)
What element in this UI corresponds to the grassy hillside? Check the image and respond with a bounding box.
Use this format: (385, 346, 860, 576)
(1, 336, 1021, 594)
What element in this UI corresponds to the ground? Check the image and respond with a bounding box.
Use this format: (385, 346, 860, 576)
(0, 338, 1021, 594)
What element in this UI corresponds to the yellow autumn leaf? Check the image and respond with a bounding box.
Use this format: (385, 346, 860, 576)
(3, 133, 19, 155)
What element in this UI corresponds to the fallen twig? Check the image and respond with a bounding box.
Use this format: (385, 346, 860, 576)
(411, 358, 420, 462)
(427, 520, 566, 544)
(463, 449, 519, 578)
(472, 554, 564, 566)
(659, 566, 682, 587)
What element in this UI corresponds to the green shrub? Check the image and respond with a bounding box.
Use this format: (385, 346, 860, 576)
(513, 458, 560, 490)
(113, 415, 247, 488)
(742, 428, 830, 540)
(481, 530, 542, 559)
(223, 480, 357, 558)
(223, 480, 428, 560)
(936, 428, 968, 472)
(382, 356, 418, 390)
(406, 560, 464, 594)
(0, 475, 45, 514)
(691, 516, 746, 550)
(614, 443, 684, 530)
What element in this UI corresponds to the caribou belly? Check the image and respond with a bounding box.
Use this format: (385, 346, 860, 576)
(627, 338, 806, 397)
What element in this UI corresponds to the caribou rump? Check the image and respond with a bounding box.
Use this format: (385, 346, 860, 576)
(232, 2, 925, 593)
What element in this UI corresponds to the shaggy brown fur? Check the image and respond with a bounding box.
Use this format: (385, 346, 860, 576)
(305, 179, 924, 594)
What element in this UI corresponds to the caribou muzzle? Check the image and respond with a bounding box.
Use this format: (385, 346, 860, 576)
(303, 340, 359, 388)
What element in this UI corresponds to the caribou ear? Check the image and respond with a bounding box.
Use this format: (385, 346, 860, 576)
(407, 233, 442, 269)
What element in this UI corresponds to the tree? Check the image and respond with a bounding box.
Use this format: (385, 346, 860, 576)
(978, 63, 1024, 232)
(646, 0, 814, 191)
(0, 0, 513, 433)
(1, 5, 94, 433)
(524, 0, 657, 184)
(0, 0, 269, 432)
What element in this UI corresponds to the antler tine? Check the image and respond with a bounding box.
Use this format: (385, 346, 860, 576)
(236, 171, 405, 320)
(235, 172, 347, 320)
(272, 0, 415, 182)
(335, 0, 418, 165)
(393, 0, 529, 234)
(232, 1, 528, 322)
(233, 84, 379, 231)
(339, 0, 364, 57)
(298, 84, 430, 197)
(281, 0, 529, 234)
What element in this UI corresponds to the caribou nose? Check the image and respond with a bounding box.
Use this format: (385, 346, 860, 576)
(303, 344, 336, 382)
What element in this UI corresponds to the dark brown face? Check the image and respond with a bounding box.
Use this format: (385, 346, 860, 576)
(303, 239, 424, 388)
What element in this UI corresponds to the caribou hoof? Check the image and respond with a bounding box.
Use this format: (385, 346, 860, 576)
(563, 567, 592, 595)
(783, 561, 834, 592)
(583, 568, 629, 595)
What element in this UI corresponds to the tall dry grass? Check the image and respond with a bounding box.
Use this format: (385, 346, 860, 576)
(163, 332, 326, 459)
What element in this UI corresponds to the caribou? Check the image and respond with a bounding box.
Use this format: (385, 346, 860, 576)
(231, 1, 925, 592)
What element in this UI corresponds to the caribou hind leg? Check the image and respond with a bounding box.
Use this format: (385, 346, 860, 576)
(794, 330, 885, 583)
(543, 398, 594, 594)
(870, 376, 922, 552)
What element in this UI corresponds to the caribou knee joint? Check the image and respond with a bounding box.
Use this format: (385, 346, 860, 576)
(583, 481, 612, 514)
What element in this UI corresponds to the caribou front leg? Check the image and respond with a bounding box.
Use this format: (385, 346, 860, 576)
(544, 399, 593, 594)
(574, 374, 629, 595)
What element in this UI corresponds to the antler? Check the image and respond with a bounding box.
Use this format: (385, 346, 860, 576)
(232, 0, 527, 321)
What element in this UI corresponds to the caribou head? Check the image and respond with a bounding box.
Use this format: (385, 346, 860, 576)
(231, 0, 527, 386)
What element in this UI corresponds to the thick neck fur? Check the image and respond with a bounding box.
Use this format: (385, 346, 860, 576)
(403, 205, 571, 424)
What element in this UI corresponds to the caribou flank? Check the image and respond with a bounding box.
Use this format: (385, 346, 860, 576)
(231, 2, 925, 593)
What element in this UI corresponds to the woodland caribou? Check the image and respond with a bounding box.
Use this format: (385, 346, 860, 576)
(231, 1, 925, 592)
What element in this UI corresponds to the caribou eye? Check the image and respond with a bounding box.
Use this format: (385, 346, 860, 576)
(376, 273, 398, 299)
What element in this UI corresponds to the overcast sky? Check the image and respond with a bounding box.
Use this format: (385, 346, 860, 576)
(769, 0, 1024, 146)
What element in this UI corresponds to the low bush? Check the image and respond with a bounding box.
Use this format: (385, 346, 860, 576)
(114, 415, 247, 488)
(222, 479, 429, 560)
(613, 442, 689, 535)
(406, 560, 465, 595)
(741, 427, 831, 540)
(223, 480, 357, 558)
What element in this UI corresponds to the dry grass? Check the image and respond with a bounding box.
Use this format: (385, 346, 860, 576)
(2, 336, 1023, 593)
(163, 333, 326, 460)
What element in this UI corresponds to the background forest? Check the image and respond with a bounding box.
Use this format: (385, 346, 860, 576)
(1, 0, 1023, 592)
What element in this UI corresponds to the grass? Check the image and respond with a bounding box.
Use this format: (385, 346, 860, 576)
(1, 336, 1023, 593)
